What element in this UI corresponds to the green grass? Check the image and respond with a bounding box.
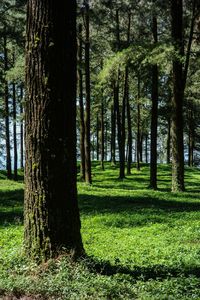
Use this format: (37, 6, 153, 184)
(1, 163, 200, 299)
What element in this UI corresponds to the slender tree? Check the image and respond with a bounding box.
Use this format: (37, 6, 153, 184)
(171, 0, 185, 191)
(12, 82, 18, 181)
(78, 24, 86, 181)
(150, 14, 158, 189)
(24, 0, 84, 261)
(84, 0, 92, 184)
(20, 85, 24, 169)
(3, 34, 12, 179)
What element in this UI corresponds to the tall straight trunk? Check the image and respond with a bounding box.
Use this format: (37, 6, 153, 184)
(126, 86, 132, 175)
(145, 134, 148, 164)
(101, 99, 104, 170)
(84, 1, 92, 184)
(188, 109, 194, 167)
(20, 85, 24, 169)
(110, 104, 116, 165)
(24, 0, 84, 261)
(96, 115, 99, 161)
(137, 76, 141, 171)
(139, 134, 143, 163)
(12, 83, 18, 181)
(3, 35, 12, 179)
(115, 80, 125, 179)
(167, 117, 171, 164)
(105, 116, 108, 161)
(78, 24, 85, 180)
(119, 68, 128, 178)
(150, 15, 158, 189)
(171, 0, 185, 191)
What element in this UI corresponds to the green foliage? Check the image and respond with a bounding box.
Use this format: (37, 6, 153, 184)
(1, 164, 200, 299)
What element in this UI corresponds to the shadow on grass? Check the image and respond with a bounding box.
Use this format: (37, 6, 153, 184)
(85, 256, 200, 281)
(79, 193, 200, 227)
(0, 189, 24, 226)
(79, 193, 200, 214)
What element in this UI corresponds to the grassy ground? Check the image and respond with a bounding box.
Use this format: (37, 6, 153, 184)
(1, 163, 200, 299)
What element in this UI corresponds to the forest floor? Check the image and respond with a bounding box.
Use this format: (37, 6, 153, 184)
(1, 163, 200, 299)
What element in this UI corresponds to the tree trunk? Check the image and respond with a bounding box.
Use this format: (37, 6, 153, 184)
(84, 1, 92, 184)
(171, 0, 185, 191)
(115, 79, 125, 179)
(20, 85, 24, 169)
(24, 0, 84, 261)
(188, 109, 194, 167)
(150, 15, 158, 190)
(111, 104, 116, 165)
(96, 115, 99, 161)
(12, 83, 18, 181)
(101, 99, 104, 170)
(78, 24, 85, 181)
(126, 87, 132, 175)
(3, 35, 12, 179)
(145, 134, 148, 164)
(137, 76, 141, 171)
(167, 117, 171, 164)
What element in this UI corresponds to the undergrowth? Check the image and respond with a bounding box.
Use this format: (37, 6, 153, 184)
(1, 163, 200, 299)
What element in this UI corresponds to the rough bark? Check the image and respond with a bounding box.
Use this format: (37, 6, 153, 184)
(24, 0, 84, 261)
(171, 0, 185, 191)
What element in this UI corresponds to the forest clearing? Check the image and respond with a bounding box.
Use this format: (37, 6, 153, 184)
(1, 164, 200, 299)
(1, 0, 200, 299)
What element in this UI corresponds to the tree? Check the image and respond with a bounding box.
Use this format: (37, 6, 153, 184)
(171, 0, 185, 191)
(83, 0, 92, 184)
(150, 13, 158, 190)
(24, 0, 84, 261)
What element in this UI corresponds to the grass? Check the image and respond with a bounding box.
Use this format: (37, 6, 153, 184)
(1, 163, 200, 299)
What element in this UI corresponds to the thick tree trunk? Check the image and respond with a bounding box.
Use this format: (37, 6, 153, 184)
(3, 35, 12, 179)
(24, 0, 84, 261)
(84, 1, 92, 184)
(20, 85, 24, 169)
(78, 24, 85, 181)
(150, 15, 158, 190)
(12, 83, 18, 181)
(171, 0, 185, 191)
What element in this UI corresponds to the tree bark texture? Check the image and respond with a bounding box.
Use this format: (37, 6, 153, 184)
(24, 0, 84, 261)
